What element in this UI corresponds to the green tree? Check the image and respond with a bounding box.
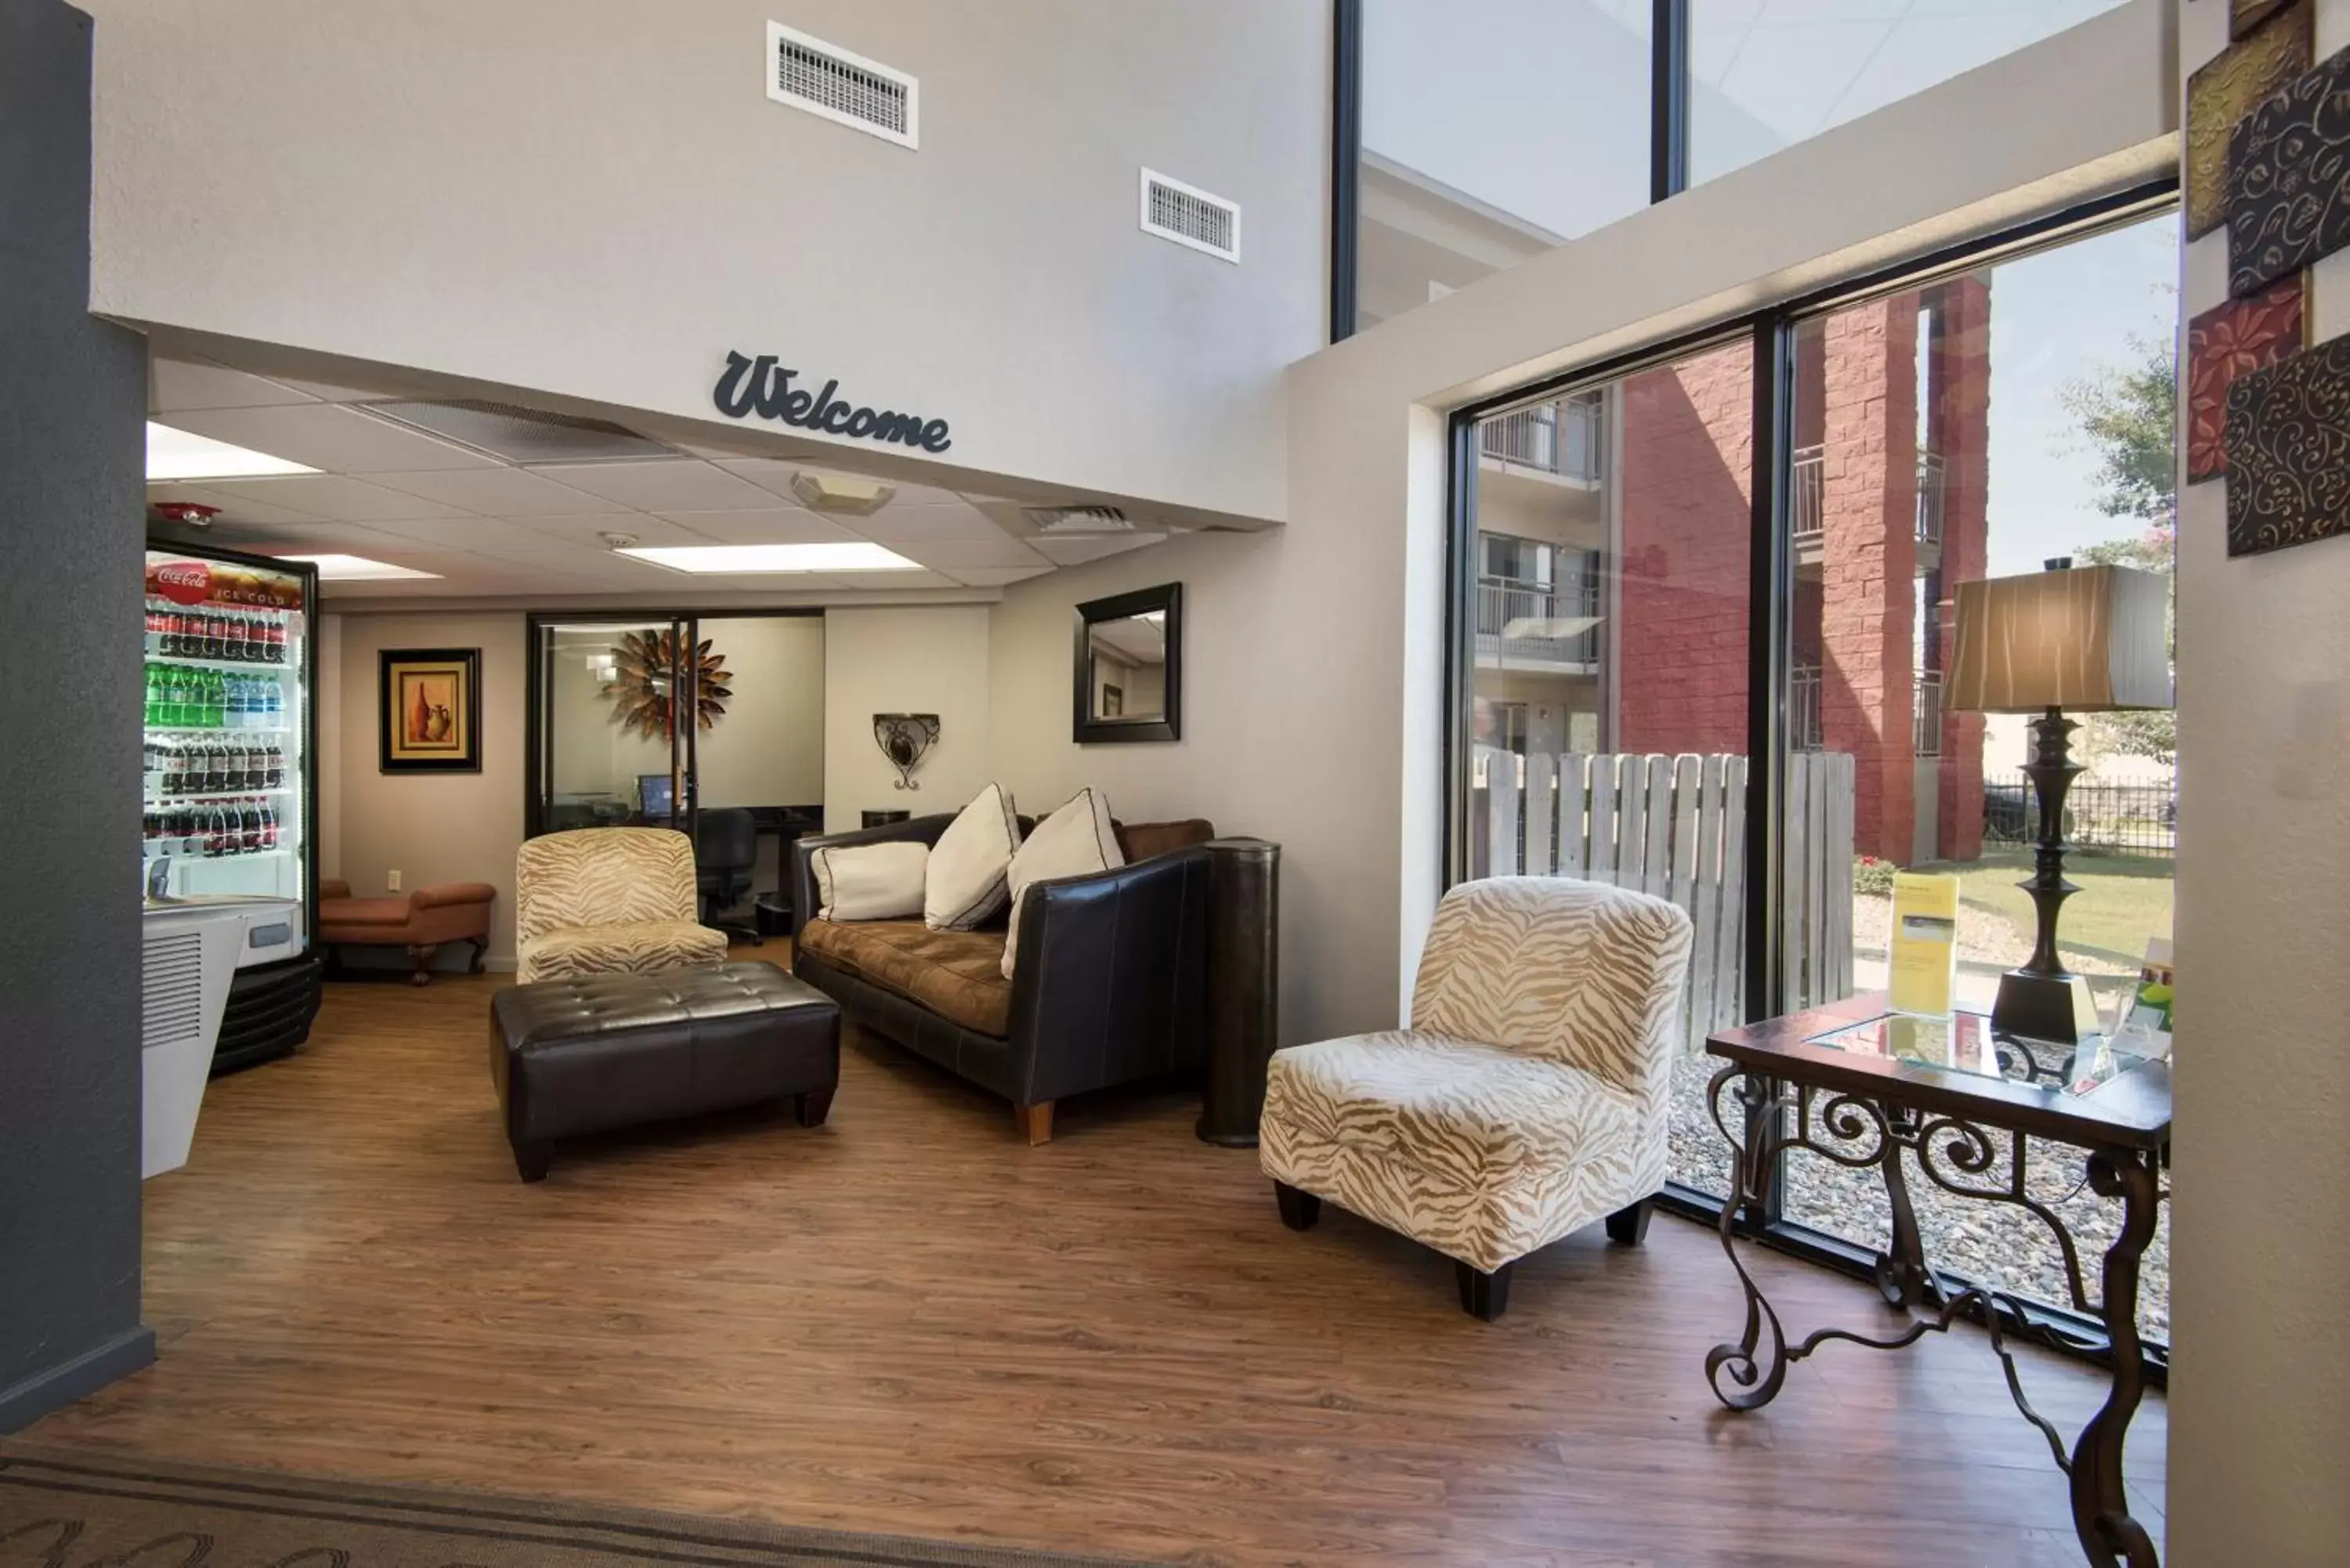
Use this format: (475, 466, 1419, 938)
(2059, 334, 2175, 764)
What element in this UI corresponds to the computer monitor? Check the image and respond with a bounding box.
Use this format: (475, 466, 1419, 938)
(638, 773, 674, 821)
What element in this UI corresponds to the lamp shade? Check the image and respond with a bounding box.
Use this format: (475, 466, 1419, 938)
(1946, 564, 2171, 714)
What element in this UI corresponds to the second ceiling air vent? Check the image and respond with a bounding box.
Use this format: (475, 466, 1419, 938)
(767, 21, 917, 148)
(1140, 170, 1240, 263)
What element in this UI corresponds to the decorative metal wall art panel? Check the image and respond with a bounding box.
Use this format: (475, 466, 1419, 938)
(2226, 42, 2350, 297)
(2185, 4, 2313, 239)
(2224, 334, 2350, 557)
(2186, 273, 2304, 482)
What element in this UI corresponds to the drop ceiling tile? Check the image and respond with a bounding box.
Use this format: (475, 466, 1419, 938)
(149, 358, 319, 414)
(525, 459, 772, 511)
(366, 467, 632, 516)
(851, 499, 1029, 544)
(651, 508, 858, 545)
(1030, 533, 1167, 565)
(358, 517, 592, 558)
(145, 481, 330, 526)
(713, 459, 968, 508)
(816, 569, 962, 591)
(944, 565, 1057, 587)
(504, 512, 718, 547)
(199, 475, 473, 522)
(160, 403, 497, 475)
(885, 536, 1051, 569)
(272, 374, 402, 402)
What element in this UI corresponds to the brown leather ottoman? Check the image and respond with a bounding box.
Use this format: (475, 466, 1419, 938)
(320, 878, 495, 985)
(489, 963, 840, 1182)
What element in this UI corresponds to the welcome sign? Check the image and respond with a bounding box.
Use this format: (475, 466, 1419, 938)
(710, 351, 951, 453)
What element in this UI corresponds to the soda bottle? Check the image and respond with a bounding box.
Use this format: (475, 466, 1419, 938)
(262, 615, 286, 665)
(238, 800, 262, 853)
(263, 742, 284, 789)
(258, 800, 280, 851)
(205, 668, 226, 728)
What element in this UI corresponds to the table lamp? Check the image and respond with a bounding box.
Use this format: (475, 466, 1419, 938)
(1945, 558, 2172, 1044)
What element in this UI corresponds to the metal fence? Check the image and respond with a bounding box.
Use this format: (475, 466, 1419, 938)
(1983, 771, 2177, 854)
(1480, 393, 1605, 482)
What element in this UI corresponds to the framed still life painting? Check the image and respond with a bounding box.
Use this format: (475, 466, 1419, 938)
(380, 648, 481, 773)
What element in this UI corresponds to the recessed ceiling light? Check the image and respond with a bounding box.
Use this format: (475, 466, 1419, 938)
(618, 543, 922, 574)
(146, 421, 319, 481)
(273, 553, 443, 581)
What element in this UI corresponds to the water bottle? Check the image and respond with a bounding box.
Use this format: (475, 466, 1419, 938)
(262, 677, 283, 728)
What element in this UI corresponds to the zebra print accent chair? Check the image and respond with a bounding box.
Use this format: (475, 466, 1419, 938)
(1260, 876, 1694, 1321)
(515, 828, 730, 985)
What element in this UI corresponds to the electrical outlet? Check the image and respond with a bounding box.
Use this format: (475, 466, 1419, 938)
(387, 869, 402, 891)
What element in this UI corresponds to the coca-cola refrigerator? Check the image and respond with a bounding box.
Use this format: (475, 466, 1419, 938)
(143, 541, 324, 1071)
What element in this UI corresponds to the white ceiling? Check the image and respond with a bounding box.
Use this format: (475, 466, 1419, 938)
(146, 354, 1166, 599)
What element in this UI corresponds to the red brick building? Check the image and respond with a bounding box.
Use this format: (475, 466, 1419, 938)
(1495, 280, 1991, 867)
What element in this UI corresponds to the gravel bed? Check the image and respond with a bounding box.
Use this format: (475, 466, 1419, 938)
(1666, 1047, 2171, 1342)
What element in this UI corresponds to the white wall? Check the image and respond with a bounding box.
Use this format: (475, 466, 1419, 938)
(334, 612, 528, 964)
(2166, 2, 2350, 1560)
(81, 0, 1325, 529)
(823, 605, 992, 831)
(696, 616, 825, 809)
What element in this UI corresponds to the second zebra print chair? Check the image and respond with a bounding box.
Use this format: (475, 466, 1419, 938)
(515, 828, 730, 985)
(1260, 875, 1694, 1321)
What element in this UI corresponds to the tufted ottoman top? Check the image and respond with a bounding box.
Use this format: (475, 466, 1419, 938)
(493, 962, 834, 1053)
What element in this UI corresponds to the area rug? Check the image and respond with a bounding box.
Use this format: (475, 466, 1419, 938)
(0, 1448, 1164, 1568)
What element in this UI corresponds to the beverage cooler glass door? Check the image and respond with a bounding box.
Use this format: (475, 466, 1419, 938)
(143, 548, 316, 942)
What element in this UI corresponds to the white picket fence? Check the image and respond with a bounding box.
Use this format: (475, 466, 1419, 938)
(1471, 748, 1856, 1051)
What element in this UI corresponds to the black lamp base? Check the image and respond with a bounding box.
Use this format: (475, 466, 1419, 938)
(1990, 968, 2101, 1046)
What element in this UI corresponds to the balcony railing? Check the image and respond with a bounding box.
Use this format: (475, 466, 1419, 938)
(1476, 578, 1600, 667)
(1792, 446, 1943, 550)
(1480, 393, 1604, 482)
(1917, 451, 1946, 547)
(1914, 670, 1943, 757)
(1792, 445, 1824, 545)
(1791, 663, 1824, 751)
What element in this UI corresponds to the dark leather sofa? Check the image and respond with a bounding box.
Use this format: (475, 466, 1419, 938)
(789, 814, 1214, 1143)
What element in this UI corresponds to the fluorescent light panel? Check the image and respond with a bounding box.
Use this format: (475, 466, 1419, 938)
(146, 421, 318, 480)
(618, 543, 921, 574)
(274, 553, 443, 581)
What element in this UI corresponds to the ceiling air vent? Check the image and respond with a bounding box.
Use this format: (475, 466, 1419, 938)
(1025, 505, 1133, 535)
(358, 400, 675, 464)
(767, 21, 917, 148)
(1140, 170, 1239, 263)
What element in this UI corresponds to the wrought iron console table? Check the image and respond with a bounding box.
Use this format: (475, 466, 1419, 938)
(1703, 995, 2170, 1568)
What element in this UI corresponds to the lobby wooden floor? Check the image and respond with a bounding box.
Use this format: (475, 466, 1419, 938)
(30, 966, 2164, 1567)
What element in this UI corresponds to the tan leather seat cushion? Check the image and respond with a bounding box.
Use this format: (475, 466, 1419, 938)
(798, 918, 1011, 1038)
(1115, 818, 1215, 863)
(320, 883, 495, 945)
(321, 896, 414, 931)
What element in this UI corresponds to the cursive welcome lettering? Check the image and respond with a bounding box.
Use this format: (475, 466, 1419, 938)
(710, 350, 951, 453)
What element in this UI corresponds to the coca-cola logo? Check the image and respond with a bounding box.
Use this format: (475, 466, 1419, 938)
(151, 561, 212, 606)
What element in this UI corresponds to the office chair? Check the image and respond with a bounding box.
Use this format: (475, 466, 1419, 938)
(693, 807, 762, 945)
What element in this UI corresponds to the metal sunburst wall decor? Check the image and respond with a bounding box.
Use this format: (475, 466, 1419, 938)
(873, 714, 940, 790)
(605, 629, 732, 740)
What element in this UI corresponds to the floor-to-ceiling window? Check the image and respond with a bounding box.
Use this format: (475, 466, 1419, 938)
(1444, 197, 2178, 1349)
(1773, 210, 2180, 1340)
(1333, 0, 2144, 341)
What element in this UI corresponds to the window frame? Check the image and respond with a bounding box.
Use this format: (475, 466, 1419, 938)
(1435, 179, 2180, 1374)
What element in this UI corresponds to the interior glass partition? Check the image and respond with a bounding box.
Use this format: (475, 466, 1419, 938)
(532, 617, 693, 836)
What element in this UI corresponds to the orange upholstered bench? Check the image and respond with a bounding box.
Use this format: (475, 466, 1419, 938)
(319, 878, 497, 985)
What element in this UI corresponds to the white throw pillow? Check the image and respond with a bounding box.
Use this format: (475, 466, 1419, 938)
(923, 782, 1021, 930)
(1000, 788, 1124, 978)
(812, 841, 929, 922)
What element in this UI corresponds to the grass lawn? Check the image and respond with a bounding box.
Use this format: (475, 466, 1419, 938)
(1931, 846, 2174, 972)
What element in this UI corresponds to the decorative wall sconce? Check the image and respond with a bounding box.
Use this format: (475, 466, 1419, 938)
(873, 714, 940, 790)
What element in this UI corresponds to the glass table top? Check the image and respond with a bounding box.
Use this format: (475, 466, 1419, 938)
(1806, 1010, 2160, 1100)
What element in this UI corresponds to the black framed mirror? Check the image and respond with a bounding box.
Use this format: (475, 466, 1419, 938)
(1073, 583, 1180, 743)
